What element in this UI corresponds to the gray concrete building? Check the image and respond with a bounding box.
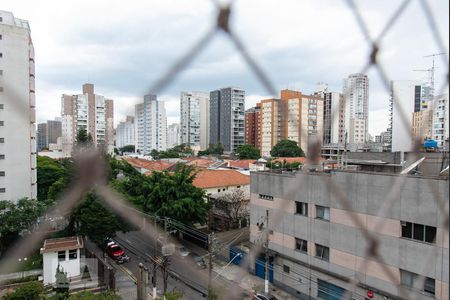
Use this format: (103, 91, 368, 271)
(209, 87, 245, 153)
(250, 170, 448, 300)
(37, 123, 48, 152)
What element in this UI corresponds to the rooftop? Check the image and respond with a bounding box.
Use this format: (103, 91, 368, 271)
(193, 169, 250, 189)
(123, 157, 174, 172)
(41, 236, 83, 253)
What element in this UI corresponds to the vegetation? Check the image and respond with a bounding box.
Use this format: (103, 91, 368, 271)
(207, 288, 219, 300)
(64, 291, 122, 299)
(197, 142, 224, 156)
(112, 163, 210, 225)
(3, 281, 44, 300)
(37, 156, 73, 205)
(235, 144, 260, 159)
(0, 198, 43, 255)
(213, 190, 249, 229)
(118, 145, 135, 155)
(150, 144, 193, 159)
(270, 139, 305, 157)
(267, 159, 302, 170)
(156, 291, 183, 300)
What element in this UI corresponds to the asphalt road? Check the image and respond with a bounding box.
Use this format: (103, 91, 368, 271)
(114, 231, 250, 299)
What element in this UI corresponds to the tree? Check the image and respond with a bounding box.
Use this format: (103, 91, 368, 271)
(156, 291, 183, 300)
(198, 142, 224, 157)
(270, 139, 305, 157)
(235, 144, 260, 160)
(73, 128, 94, 155)
(67, 192, 131, 245)
(213, 190, 249, 229)
(3, 281, 44, 300)
(150, 149, 160, 159)
(66, 291, 122, 300)
(0, 198, 43, 255)
(37, 156, 64, 202)
(119, 145, 135, 155)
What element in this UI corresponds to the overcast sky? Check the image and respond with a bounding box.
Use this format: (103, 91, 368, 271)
(2, 0, 449, 136)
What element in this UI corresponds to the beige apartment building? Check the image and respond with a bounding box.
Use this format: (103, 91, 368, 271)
(61, 84, 114, 156)
(250, 170, 448, 300)
(258, 90, 324, 157)
(412, 108, 433, 145)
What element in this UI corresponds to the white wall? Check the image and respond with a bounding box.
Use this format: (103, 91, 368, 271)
(43, 248, 81, 284)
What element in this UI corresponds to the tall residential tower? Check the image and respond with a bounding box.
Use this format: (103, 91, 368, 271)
(343, 73, 369, 144)
(0, 10, 37, 201)
(180, 91, 209, 150)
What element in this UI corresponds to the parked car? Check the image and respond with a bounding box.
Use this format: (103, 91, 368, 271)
(253, 292, 278, 300)
(105, 240, 130, 264)
(189, 252, 207, 269)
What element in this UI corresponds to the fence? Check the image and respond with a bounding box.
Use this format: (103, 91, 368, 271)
(0, 1, 448, 299)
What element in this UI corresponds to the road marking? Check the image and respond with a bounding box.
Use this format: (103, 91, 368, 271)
(117, 264, 136, 283)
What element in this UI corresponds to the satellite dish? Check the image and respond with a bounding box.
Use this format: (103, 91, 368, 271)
(400, 157, 426, 175)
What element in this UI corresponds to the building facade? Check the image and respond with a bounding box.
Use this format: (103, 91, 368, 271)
(135, 94, 167, 154)
(167, 123, 180, 149)
(319, 90, 345, 145)
(180, 91, 209, 150)
(250, 170, 448, 300)
(209, 87, 245, 153)
(412, 108, 434, 146)
(388, 80, 424, 152)
(0, 10, 37, 201)
(37, 119, 62, 151)
(260, 99, 281, 157)
(343, 73, 369, 145)
(431, 94, 449, 149)
(115, 116, 135, 148)
(61, 84, 114, 156)
(37, 123, 48, 152)
(244, 104, 261, 149)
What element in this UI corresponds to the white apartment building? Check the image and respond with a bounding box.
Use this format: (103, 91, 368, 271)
(135, 94, 167, 154)
(115, 116, 135, 148)
(343, 73, 369, 144)
(388, 80, 423, 152)
(61, 84, 114, 157)
(431, 94, 449, 148)
(167, 123, 180, 149)
(260, 99, 281, 157)
(0, 11, 37, 201)
(180, 91, 209, 150)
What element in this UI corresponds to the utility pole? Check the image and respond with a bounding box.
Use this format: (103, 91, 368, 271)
(264, 209, 269, 294)
(153, 216, 158, 299)
(208, 232, 214, 291)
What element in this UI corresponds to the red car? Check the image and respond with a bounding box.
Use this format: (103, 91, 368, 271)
(105, 241, 130, 264)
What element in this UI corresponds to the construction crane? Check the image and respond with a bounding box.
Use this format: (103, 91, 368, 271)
(413, 52, 446, 100)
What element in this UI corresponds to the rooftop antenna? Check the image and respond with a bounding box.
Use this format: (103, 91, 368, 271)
(413, 52, 446, 100)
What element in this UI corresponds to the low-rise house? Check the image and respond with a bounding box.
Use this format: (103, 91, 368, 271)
(123, 157, 175, 174)
(41, 236, 83, 285)
(192, 169, 250, 196)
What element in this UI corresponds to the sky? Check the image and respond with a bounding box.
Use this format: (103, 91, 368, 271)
(1, 0, 449, 136)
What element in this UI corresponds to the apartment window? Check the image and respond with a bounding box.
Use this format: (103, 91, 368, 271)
(316, 205, 330, 221)
(0, 138, 4, 143)
(0, 171, 4, 176)
(283, 265, 290, 274)
(69, 249, 77, 260)
(0, 155, 4, 159)
(0, 121, 3, 126)
(400, 269, 435, 295)
(259, 194, 274, 201)
(315, 244, 329, 261)
(0, 188, 5, 193)
(401, 221, 436, 243)
(295, 202, 308, 216)
(295, 238, 308, 253)
(58, 251, 66, 261)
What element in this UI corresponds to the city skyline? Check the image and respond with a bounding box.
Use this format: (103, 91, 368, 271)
(0, 1, 448, 136)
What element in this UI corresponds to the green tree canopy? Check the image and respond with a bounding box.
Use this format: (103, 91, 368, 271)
(67, 192, 132, 245)
(119, 145, 135, 154)
(270, 139, 305, 157)
(198, 142, 224, 156)
(235, 144, 260, 159)
(3, 281, 44, 300)
(0, 198, 43, 254)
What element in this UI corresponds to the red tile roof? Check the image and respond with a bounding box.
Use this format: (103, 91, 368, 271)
(41, 236, 83, 253)
(193, 169, 250, 189)
(272, 157, 324, 164)
(184, 158, 217, 168)
(123, 157, 174, 172)
(227, 160, 257, 169)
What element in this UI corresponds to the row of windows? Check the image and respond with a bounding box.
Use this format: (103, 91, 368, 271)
(400, 269, 435, 295)
(294, 238, 329, 261)
(296, 202, 330, 221)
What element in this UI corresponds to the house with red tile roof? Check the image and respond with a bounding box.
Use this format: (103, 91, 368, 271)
(122, 157, 175, 174)
(192, 169, 250, 196)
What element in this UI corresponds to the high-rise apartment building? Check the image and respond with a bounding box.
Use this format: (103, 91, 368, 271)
(135, 94, 167, 154)
(412, 108, 434, 145)
(115, 116, 135, 148)
(244, 104, 261, 149)
(315, 84, 345, 145)
(0, 10, 37, 201)
(61, 84, 114, 156)
(343, 73, 369, 144)
(167, 123, 180, 149)
(209, 87, 245, 153)
(260, 99, 281, 157)
(180, 91, 209, 150)
(387, 80, 423, 152)
(37, 119, 62, 151)
(258, 90, 324, 157)
(431, 94, 449, 148)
